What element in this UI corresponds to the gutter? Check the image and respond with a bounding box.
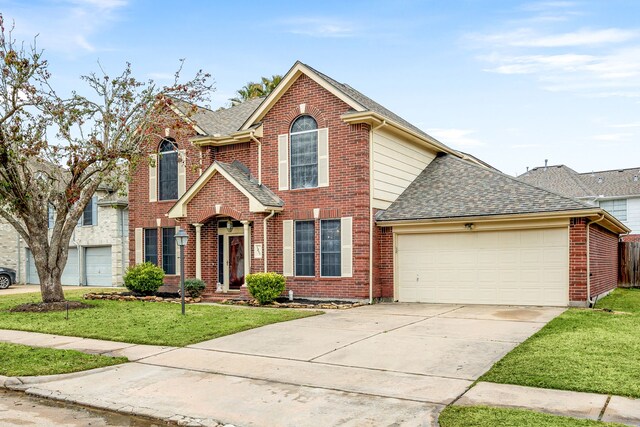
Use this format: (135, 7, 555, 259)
(369, 120, 387, 304)
(586, 214, 605, 307)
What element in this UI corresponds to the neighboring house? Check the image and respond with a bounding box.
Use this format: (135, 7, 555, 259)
(129, 61, 628, 307)
(0, 185, 129, 286)
(518, 164, 640, 241)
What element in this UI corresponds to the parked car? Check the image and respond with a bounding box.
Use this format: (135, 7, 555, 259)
(0, 267, 16, 289)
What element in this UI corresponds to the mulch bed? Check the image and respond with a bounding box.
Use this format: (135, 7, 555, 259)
(222, 298, 366, 310)
(9, 301, 93, 313)
(84, 292, 202, 304)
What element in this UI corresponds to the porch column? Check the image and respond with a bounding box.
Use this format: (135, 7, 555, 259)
(192, 223, 203, 280)
(242, 220, 251, 286)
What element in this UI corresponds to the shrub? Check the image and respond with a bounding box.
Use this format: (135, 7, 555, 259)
(184, 278, 206, 298)
(123, 262, 165, 295)
(246, 272, 286, 305)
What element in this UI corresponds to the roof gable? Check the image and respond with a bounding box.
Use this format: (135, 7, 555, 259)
(168, 160, 283, 218)
(518, 165, 596, 198)
(378, 154, 593, 222)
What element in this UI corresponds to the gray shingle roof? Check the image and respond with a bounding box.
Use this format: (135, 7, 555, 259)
(378, 154, 592, 222)
(173, 98, 264, 136)
(216, 160, 283, 208)
(518, 165, 596, 198)
(579, 168, 640, 197)
(518, 165, 640, 198)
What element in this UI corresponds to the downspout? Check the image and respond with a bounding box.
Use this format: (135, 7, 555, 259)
(250, 133, 262, 185)
(586, 214, 605, 307)
(263, 210, 276, 272)
(369, 120, 387, 304)
(71, 228, 82, 286)
(120, 208, 126, 284)
(16, 232, 21, 284)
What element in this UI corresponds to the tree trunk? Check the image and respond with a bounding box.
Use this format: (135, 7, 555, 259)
(39, 271, 66, 303)
(28, 227, 69, 304)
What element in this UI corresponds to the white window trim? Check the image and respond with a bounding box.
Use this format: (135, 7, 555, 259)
(294, 220, 316, 277)
(320, 219, 341, 278)
(289, 118, 319, 191)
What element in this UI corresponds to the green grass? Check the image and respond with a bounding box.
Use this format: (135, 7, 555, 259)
(439, 406, 626, 427)
(0, 342, 127, 376)
(0, 289, 320, 347)
(480, 288, 640, 398)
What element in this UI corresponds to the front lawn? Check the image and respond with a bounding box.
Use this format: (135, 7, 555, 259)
(0, 342, 127, 377)
(0, 289, 320, 347)
(439, 406, 626, 427)
(480, 288, 640, 398)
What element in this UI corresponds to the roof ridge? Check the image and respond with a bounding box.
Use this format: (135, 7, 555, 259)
(578, 166, 640, 175)
(446, 155, 594, 209)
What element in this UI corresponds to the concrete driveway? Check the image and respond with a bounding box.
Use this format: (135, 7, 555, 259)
(19, 303, 564, 427)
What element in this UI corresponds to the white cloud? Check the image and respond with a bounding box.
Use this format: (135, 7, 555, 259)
(281, 17, 357, 38)
(592, 133, 633, 142)
(3, 0, 128, 55)
(512, 143, 542, 148)
(427, 128, 484, 147)
(609, 123, 640, 128)
(478, 28, 638, 48)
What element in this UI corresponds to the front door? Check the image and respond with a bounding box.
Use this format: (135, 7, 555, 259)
(218, 231, 245, 292)
(228, 235, 245, 290)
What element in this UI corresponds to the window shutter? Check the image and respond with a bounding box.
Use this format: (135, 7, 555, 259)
(318, 128, 329, 187)
(91, 196, 98, 226)
(149, 154, 157, 202)
(177, 150, 187, 198)
(135, 228, 143, 264)
(175, 225, 181, 276)
(282, 220, 293, 276)
(340, 217, 353, 277)
(278, 134, 289, 191)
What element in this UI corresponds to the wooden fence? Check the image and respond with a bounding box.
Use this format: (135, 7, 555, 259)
(619, 241, 640, 287)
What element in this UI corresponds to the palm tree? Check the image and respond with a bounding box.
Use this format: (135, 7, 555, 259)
(229, 75, 283, 106)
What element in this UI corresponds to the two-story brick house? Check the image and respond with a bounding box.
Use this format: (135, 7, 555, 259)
(129, 61, 628, 307)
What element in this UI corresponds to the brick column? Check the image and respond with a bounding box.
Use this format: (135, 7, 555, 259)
(569, 218, 588, 304)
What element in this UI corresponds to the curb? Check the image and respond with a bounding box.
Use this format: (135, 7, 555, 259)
(1, 364, 128, 390)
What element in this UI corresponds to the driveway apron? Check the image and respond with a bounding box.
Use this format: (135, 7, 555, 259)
(17, 303, 564, 427)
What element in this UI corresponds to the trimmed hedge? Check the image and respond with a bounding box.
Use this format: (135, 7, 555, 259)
(184, 278, 206, 298)
(246, 272, 286, 305)
(123, 262, 165, 295)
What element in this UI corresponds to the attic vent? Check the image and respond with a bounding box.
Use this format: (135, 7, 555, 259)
(597, 177, 604, 184)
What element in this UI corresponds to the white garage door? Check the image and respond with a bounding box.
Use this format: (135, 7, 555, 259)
(85, 246, 113, 286)
(26, 248, 79, 286)
(396, 228, 569, 306)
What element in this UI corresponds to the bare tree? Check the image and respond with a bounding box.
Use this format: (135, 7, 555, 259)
(0, 16, 213, 303)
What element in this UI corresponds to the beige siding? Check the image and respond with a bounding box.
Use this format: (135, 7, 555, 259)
(372, 129, 437, 209)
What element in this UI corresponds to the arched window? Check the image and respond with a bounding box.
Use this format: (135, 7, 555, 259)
(290, 115, 318, 189)
(158, 139, 178, 200)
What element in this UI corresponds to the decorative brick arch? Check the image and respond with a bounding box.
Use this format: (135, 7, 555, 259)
(282, 104, 328, 129)
(196, 205, 245, 224)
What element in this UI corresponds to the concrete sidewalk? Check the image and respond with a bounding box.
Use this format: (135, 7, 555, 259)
(457, 382, 640, 426)
(0, 304, 564, 426)
(0, 329, 175, 361)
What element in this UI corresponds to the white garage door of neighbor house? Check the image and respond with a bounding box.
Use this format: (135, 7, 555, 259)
(396, 228, 569, 306)
(85, 246, 113, 286)
(26, 248, 80, 286)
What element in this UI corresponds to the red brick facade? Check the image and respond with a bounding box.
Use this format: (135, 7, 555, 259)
(622, 234, 640, 242)
(128, 68, 623, 305)
(129, 74, 373, 299)
(569, 218, 619, 304)
(589, 223, 619, 298)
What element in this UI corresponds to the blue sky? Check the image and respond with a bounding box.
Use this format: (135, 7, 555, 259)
(1, 0, 639, 175)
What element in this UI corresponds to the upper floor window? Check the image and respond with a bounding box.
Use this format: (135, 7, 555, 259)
(79, 196, 98, 226)
(159, 139, 178, 200)
(599, 199, 627, 221)
(290, 116, 318, 189)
